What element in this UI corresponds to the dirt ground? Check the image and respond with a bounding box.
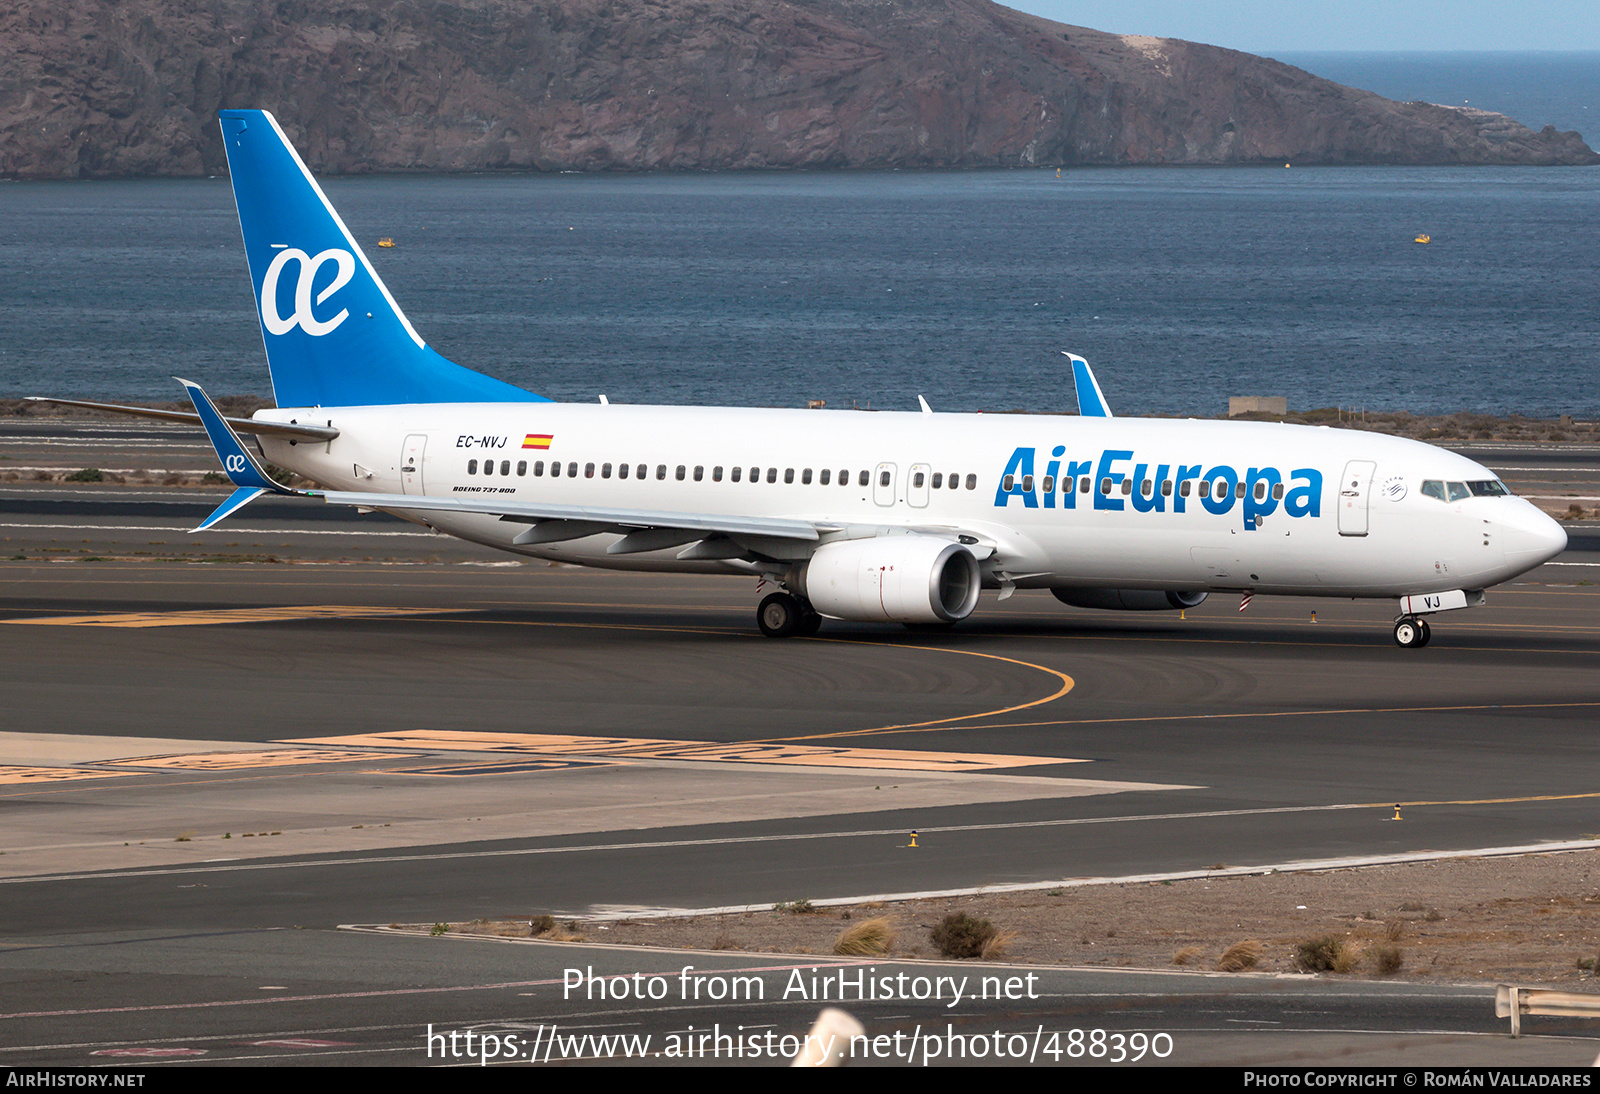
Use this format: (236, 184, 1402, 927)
(448, 850, 1600, 987)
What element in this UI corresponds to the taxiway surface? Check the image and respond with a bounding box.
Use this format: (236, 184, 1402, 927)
(3, 422, 1599, 1066)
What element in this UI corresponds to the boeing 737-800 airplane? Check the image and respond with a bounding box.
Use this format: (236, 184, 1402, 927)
(35, 111, 1568, 646)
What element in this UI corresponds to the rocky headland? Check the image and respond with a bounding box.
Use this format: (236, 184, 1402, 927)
(3, 0, 1596, 178)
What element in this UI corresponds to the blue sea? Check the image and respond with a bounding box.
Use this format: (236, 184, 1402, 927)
(2, 53, 1597, 419)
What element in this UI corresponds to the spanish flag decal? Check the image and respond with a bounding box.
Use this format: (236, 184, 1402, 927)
(522, 434, 554, 449)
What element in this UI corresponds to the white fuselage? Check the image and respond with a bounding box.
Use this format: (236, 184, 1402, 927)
(254, 402, 1564, 600)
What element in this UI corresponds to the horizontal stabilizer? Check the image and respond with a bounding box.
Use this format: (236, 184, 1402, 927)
(178, 377, 300, 531)
(24, 397, 338, 442)
(194, 487, 268, 532)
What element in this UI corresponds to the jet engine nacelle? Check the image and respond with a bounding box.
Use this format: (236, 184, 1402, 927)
(801, 536, 981, 623)
(1051, 588, 1209, 612)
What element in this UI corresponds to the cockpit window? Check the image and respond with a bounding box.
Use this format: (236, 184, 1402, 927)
(1423, 478, 1509, 501)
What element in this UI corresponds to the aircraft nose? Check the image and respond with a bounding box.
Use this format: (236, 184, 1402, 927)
(1501, 500, 1568, 572)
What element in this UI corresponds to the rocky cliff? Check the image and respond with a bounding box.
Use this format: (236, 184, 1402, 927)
(3, 0, 1594, 178)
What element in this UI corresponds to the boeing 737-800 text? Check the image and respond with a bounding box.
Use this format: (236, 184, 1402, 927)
(34, 111, 1568, 647)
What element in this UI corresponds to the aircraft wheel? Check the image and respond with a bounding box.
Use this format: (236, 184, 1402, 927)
(757, 592, 805, 638)
(1393, 617, 1424, 648)
(1415, 618, 1431, 647)
(797, 609, 823, 637)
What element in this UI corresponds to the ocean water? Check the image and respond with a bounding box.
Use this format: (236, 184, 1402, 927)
(3, 147, 1597, 421)
(1276, 51, 1600, 144)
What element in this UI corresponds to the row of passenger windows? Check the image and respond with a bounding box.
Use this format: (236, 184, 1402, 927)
(465, 459, 981, 490)
(1001, 473, 1286, 501)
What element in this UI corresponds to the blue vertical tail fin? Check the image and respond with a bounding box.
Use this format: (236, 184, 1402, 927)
(219, 110, 546, 408)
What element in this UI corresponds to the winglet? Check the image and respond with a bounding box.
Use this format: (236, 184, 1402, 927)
(1063, 352, 1113, 418)
(177, 377, 295, 531)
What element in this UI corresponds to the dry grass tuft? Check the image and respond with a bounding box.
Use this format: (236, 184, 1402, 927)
(834, 917, 897, 956)
(1216, 939, 1263, 972)
(1332, 941, 1363, 974)
(981, 929, 1019, 960)
(1172, 946, 1202, 966)
(1370, 945, 1404, 975)
(1296, 936, 1362, 973)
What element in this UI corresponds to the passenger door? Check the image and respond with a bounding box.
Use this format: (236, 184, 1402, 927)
(1338, 459, 1376, 536)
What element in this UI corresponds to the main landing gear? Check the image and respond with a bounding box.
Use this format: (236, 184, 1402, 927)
(757, 591, 822, 638)
(1393, 616, 1432, 648)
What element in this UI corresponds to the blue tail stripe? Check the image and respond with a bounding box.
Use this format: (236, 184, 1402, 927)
(220, 110, 547, 408)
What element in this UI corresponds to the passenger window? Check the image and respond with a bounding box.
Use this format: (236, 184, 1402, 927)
(534, 460, 545, 476)
(656, 465, 667, 480)
(785, 468, 795, 484)
(636, 464, 646, 479)
(731, 466, 742, 483)
(1198, 480, 1210, 498)
(1079, 477, 1090, 493)
(585, 462, 595, 478)
(1161, 480, 1172, 497)
(820, 469, 831, 485)
(1021, 475, 1033, 492)
(879, 470, 891, 487)
(1272, 483, 1283, 500)
(468, 459, 478, 474)
(951, 474, 961, 490)
(931, 472, 943, 489)
(517, 461, 527, 476)
(859, 470, 870, 487)
(618, 463, 629, 480)
(694, 466, 704, 481)
(965, 474, 976, 490)
(1235, 482, 1245, 499)
(484, 460, 494, 476)
(1179, 480, 1190, 497)
(1142, 479, 1152, 497)
(1253, 481, 1265, 500)
(1003, 474, 1016, 492)
(713, 466, 723, 482)
(1040, 475, 1053, 493)
(567, 462, 578, 477)
(550, 461, 560, 478)
(676, 465, 686, 481)
(767, 468, 778, 484)
(1120, 479, 1132, 496)
(749, 467, 759, 483)
(1100, 477, 1112, 495)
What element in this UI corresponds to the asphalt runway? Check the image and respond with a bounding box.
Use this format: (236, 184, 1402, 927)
(3, 420, 1600, 1066)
